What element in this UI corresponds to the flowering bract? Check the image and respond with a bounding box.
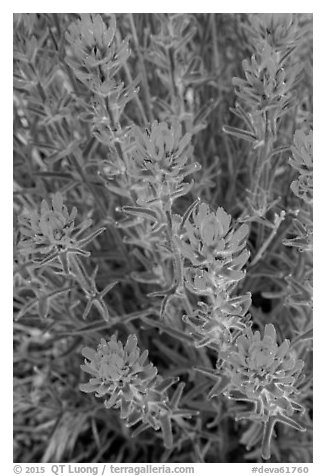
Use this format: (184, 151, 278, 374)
(177, 202, 250, 294)
(221, 324, 306, 459)
(18, 192, 104, 273)
(81, 335, 157, 398)
(65, 14, 137, 123)
(247, 14, 300, 51)
(178, 202, 249, 265)
(65, 14, 129, 83)
(80, 335, 195, 448)
(128, 120, 200, 206)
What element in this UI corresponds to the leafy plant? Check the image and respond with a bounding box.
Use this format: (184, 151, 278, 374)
(13, 13, 312, 464)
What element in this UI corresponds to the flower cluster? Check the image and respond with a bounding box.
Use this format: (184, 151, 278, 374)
(18, 192, 104, 274)
(65, 14, 137, 124)
(80, 335, 195, 448)
(81, 335, 157, 399)
(99, 119, 200, 227)
(177, 202, 250, 294)
(131, 121, 195, 181)
(246, 14, 300, 51)
(176, 201, 251, 352)
(219, 324, 306, 459)
(128, 120, 200, 208)
(65, 14, 129, 89)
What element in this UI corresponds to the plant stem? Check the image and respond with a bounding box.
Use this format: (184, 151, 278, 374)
(128, 14, 153, 123)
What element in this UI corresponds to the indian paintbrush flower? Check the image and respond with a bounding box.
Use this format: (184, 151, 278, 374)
(80, 334, 196, 448)
(220, 324, 306, 459)
(18, 192, 104, 274)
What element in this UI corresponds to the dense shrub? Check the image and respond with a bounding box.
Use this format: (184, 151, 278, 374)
(13, 13, 313, 463)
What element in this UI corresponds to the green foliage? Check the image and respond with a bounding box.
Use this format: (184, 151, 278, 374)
(14, 13, 312, 464)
